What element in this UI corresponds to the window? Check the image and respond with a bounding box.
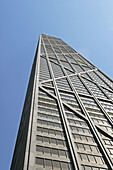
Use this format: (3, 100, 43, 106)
(57, 139, 64, 146)
(83, 129, 90, 134)
(84, 145, 91, 152)
(59, 150, 66, 158)
(36, 146, 43, 153)
(43, 128, 48, 134)
(77, 143, 84, 150)
(35, 158, 44, 168)
(91, 146, 98, 153)
(37, 136, 43, 142)
(37, 119, 42, 124)
(49, 129, 55, 135)
(50, 138, 56, 145)
(53, 160, 61, 169)
(48, 121, 53, 126)
(73, 134, 81, 140)
(44, 147, 51, 155)
(61, 162, 69, 170)
(109, 148, 113, 155)
(83, 166, 92, 170)
(54, 122, 60, 127)
(42, 120, 47, 126)
(51, 149, 58, 156)
(92, 168, 99, 170)
(69, 163, 73, 170)
(56, 130, 61, 136)
(95, 156, 103, 164)
(45, 159, 52, 169)
(78, 127, 84, 133)
(81, 136, 86, 141)
(71, 126, 77, 131)
(80, 122, 87, 126)
(80, 154, 88, 161)
(43, 137, 49, 143)
(104, 139, 111, 145)
(88, 155, 95, 163)
(37, 127, 42, 133)
(87, 137, 94, 143)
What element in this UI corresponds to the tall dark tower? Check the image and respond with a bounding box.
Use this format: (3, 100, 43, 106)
(11, 34, 113, 170)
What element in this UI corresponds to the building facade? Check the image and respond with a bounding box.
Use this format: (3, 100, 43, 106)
(11, 34, 113, 170)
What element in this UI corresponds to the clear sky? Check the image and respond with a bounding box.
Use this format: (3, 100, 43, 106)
(1, 0, 113, 169)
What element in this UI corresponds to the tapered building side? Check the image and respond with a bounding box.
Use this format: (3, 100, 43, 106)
(11, 34, 113, 170)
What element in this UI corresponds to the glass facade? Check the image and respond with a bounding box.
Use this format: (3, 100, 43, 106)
(11, 34, 113, 170)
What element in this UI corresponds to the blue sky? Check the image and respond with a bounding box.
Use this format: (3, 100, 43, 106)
(1, 0, 113, 169)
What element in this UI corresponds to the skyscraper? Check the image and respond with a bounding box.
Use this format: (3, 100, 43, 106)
(11, 34, 113, 170)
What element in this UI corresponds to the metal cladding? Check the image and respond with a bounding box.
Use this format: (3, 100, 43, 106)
(11, 34, 113, 170)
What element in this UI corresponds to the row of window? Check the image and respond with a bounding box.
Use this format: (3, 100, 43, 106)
(38, 101, 57, 109)
(56, 79, 71, 91)
(60, 92, 77, 104)
(104, 107, 113, 112)
(38, 91, 49, 97)
(75, 142, 99, 154)
(67, 103, 80, 110)
(83, 103, 99, 109)
(37, 112, 60, 121)
(81, 98, 96, 104)
(36, 145, 69, 159)
(82, 165, 107, 170)
(99, 125, 112, 132)
(71, 126, 91, 134)
(104, 139, 113, 146)
(88, 111, 105, 119)
(37, 135, 66, 147)
(38, 106, 59, 115)
(38, 96, 56, 104)
(73, 134, 95, 143)
(35, 157, 73, 170)
(60, 92, 75, 99)
(37, 119, 62, 128)
(68, 119, 87, 126)
(37, 126, 64, 137)
(79, 153, 105, 165)
(66, 112, 78, 119)
(92, 118, 109, 125)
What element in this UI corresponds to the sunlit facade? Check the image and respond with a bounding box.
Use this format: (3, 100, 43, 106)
(11, 34, 113, 170)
